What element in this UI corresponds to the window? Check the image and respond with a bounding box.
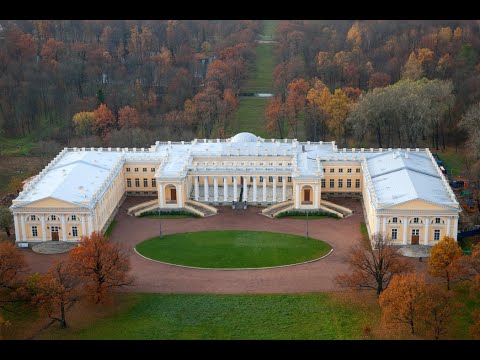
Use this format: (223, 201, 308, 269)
(330, 179, 335, 188)
(269, 176, 273, 183)
(143, 167, 147, 172)
(339, 168, 343, 173)
(151, 179, 156, 187)
(127, 179, 132, 188)
(413, 217, 419, 224)
(71, 215, 76, 221)
(287, 177, 292, 182)
(356, 168, 361, 173)
(434, 229, 441, 241)
(126, 167, 131, 172)
(392, 217, 398, 223)
(32, 226, 38, 237)
(412, 229, 419, 236)
(143, 178, 148, 187)
(30, 215, 36, 221)
(278, 176, 283, 183)
(338, 179, 343, 188)
(330, 168, 335, 173)
(435, 218, 441, 224)
(391, 228, 398, 240)
(355, 179, 360, 188)
(134, 167, 139, 172)
(259, 176, 264, 183)
(151, 167, 155, 172)
(72, 226, 78, 237)
(135, 179, 140, 187)
(51, 215, 56, 221)
(321, 179, 326, 188)
(347, 179, 352, 188)
(347, 168, 352, 173)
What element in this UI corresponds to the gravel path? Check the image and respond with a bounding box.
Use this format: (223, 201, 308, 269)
(22, 196, 427, 294)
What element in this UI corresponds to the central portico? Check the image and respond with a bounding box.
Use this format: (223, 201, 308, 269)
(155, 132, 323, 210)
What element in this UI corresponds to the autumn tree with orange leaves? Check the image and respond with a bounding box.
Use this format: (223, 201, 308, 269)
(336, 234, 412, 295)
(423, 284, 455, 340)
(118, 106, 141, 129)
(69, 232, 132, 304)
(379, 273, 427, 336)
(471, 310, 480, 339)
(265, 96, 285, 138)
(428, 236, 464, 290)
(92, 104, 116, 139)
(28, 261, 81, 328)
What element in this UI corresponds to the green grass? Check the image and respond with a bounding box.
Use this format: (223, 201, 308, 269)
(450, 283, 480, 339)
(0, 135, 35, 156)
(360, 222, 369, 243)
(104, 220, 117, 237)
(436, 147, 467, 177)
(38, 292, 378, 340)
(136, 230, 331, 268)
(243, 43, 274, 93)
(277, 210, 339, 219)
(140, 209, 199, 219)
(230, 97, 270, 138)
(262, 20, 277, 38)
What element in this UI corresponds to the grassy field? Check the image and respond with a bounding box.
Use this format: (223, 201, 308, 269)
(104, 220, 117, 237)
(243, 43, 274, 93)
(262, 20, 277, 38)
(230, 97, 270, 138)
(435, 147, 467, 177)
(136, 230, 331, 268)
(37, 292, 379, 340)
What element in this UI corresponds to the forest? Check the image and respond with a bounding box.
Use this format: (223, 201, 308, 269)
(1, 20, 480, 158)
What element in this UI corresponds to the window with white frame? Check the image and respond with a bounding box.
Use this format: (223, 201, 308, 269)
(330, 179, 335, 188)
(126, 167, 131, 172)
(71, 215, 76, 221)
(413, 217, 419, 223)
(30, 215, 36, 221)
(412, 229, 419, 236)
(347, 179, 352, 188)
(278, 176, 282, 182)
(259, 176, 263, 183)
(72, 226, 78, 237)
(435, 217, 441, 224)
(347, 168, 352, 173)
(434, 229, 441, 241)
(152, 179, 156, 187)
(356, 168, 361, 173)
(339, 168, 343, 173)
(127, 179, 132, 188)
(151, 167, 155, 172)
(391, 228, 398, 240)
(134, 168, 138, 172)
(355, 179, 360, 188)
(287, 177, 292, 182)
(392, 217, 398, 223)
(143, 167, 147, 172)
(269, 176, 273, 183)
(338, 179, 343, 188)
(32, 226, 38, 237)
(51, 215, 57, 221)
(321, 179, 326, 188)
(135, 179, 140, 187)
(330, 168, 334, 173)
(143, 178, 148, 187)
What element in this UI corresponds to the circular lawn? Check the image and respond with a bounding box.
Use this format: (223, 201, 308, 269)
(135, 230, 331, 269)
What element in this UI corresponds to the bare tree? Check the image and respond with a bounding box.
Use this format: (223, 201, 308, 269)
(336, 233, 413, 295)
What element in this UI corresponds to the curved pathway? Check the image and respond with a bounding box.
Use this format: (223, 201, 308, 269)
(23, 196, 426, 294)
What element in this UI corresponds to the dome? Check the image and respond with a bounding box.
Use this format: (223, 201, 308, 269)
(230, 132, 259, 143)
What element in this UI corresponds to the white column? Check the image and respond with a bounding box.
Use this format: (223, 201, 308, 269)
(253, 176, 257, 203)
(243, 176, 248, 202)
(262, 177, 267, 202)
(282, 176, 287, 202)
(13, 214, 20, 241)
(453, 216, 458, 240)
(194, 176, 199, 201)
(295, 183, 300, 208)
(81, 215, 86, 236)
(61, 215, 67, 241)
(41, 215, 47, 241)
(403, 217, 408, 245)
(447, 217, 451, 237)
(424, 216, 430, 245)
(204, 176, 208, 202)
(213, 176, 218, 202)
(272, 176, 277, 202)
(88, 215, 93, 235)
(20, 215, 26, 241)
(177, 184, 183, 207)
(158, 183, 164, 208)
(233, 176, 238, 201)
(223, 177, 228, 202)
(382, 216, 387, 238)
(314, 183, 319, 208)
(375, 216, 380, 235)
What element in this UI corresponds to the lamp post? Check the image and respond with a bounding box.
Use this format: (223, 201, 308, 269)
(306, 210, 309, 240)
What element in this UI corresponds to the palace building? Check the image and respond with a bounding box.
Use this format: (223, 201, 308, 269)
(10, 132, 461, 246)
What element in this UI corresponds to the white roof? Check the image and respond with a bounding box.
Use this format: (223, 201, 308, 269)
(12, 133, 458, 211)
(365, 151, 456, 208)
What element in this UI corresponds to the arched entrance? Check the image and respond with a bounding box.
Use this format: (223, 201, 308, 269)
(165, 184, 177, 204)
(301, 185, 313, 205)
